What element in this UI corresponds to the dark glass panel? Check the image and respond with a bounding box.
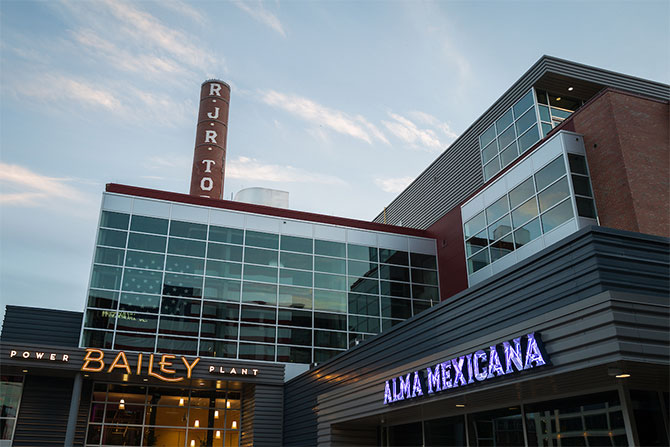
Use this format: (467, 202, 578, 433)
(314, 330, 347, 349)
(314, 349, 342, 363)
(88, 288, 119, 309)
(349, 277, 379, 295)
(568, 153, 588, 175)
(125, 250, 164, 270)
(199, 339, 236, 358)
(538, 104, 551, 121)
(277, 327, 311, 346)
(127, 232, 166, 253)
(512, 197, 538, 228)
(464, 211, 486, 239)
(500, 141, 518, 168)
(484, 155, 501, 180)
(130, 215, 168, 234)
(201, 301, 239, 321)
(277, 346, 311, 363)
(576, 197, 597, 218)
(244, 247, 278, 266)
(388, 422, 423, 447)
(518, 124, 540, 153)
(240, 305, 276, 324)
(541, 199, 574, 232)
(314, 312, 347, 331)
(379, 249, 409, 266)
(488, 214, 512, 242)
(498, 124, 516, 149)
(113, 332, 155, 351)
(631, 390, 669, 447)
(479, 123, 496, 149)
(169, 220, 207, 240)
(209, 225, 244, 245)
(238, 343, 274, 361)
(380, 280, 411, 298)
(82, 329, 113, 349)
(162, 272, 202, 298)
(280, 252, 312, 270)
(278, 285, 312, 309)
(424, 415, 466, 447)
(467, 248, 490, 274)
(348, 315, 380, 333)
(245, 230, 278, 249)
(538, 177, 570, 212)
(482, 139, 499, 164)
(410, 253, 437, 270)
(379, 264, 409, 282)
(91, 265, 122, 290)
(466, 230, 488, 256)
(410, 268, 438, 285)
(314, 255, 346, 274)
(100, 211, 130, 230)
(413, 300, 432, 315)
(542, 122, 553, 137)
(277, 308, 312, 327)
(509, 177, 535, 209)
(97, 228, 127, 248)
(206, 259, 242, 279)
(167, 238, 205, 258)
(207, 242, 243, 262)
(495, 109, 514, 134)
(95, 246, 125, 266)
(572, 174, 592, 197)
(122, 268, 162, 294)
(314, 239, 346, 258)
(513, 90, 534, 119)
(381, 318, 403, 331)
(515, 107, 537, 136)
(535, 156, 567, 191)
(119, 292, 159, 313)
(115, 312, 158, 333)
(468, 407, 524, 447)
(239, 324, 275, 343)
(514, 217, 542, 249)
(281, 235, 313, 253)
(348, 293, 379, 316)
(486, 195, 509, 224)
(165, 255, 204, 275)
(313, 289, 346, 312)
(241, 281, 277, 305)
(548, 93, 580, 111)
(536, 89, 548, 105)
(490, 234, 514, 262)
(159, 316, 199, 337)
(412, 284, 439, 301)
(102, 426, 142, 446)
(243, 264, 278, 283)
(381, 297, 411, 319)
(279, 268, 312, 287)
(348, 260, 378, 278)
(203, 277, 241, 302)
(347, 244, 378, 262)
(156, 336, 197, 355)
(314, 272, 346, 291)
(160, 297, 201, 317)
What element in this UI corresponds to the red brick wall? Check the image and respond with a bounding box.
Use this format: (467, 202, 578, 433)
(426, 206, 469, 301)
(570, 91, 669, 238)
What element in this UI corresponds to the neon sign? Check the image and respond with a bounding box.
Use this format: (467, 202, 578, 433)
(383, 332, 548, 405)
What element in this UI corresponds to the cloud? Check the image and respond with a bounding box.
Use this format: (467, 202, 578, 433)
(374, 176, 415, 194)
(14, 74, 121, 111)
(234, 1, 286, 37)
(0, 162, 87, 206)
(227, 156, 347, 185)
(159, 0, 207, 25)
(260, 90, 389, 145)
(382, 111, 456, 152)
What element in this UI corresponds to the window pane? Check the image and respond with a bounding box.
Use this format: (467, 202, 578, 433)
(572, 175, 592, 197)
(464, 211, 486, 238)
(88, 289, 119, 309)
(538, 177, 570, 212)
(576, 197, 597, 218)
(203, 278, 241, 302)
(127, 232, 165, 253)
(239, 343, 274, 361)
(484, 156, 501, 180)
(115, 312, 158, 333)
(209, 225, 244, 244)
(535, 156, 567, 191)
(348, 260, 378, 278)
(410, 253, 437, 270)
(349, 315, 380, 333)
(95, 246, 125, 266)
(486, 196, 509, 224)
(466, 231, 488, 256)
(509, 177, 535, 209)
(207, 242, 243, 262)
(380, 280, 411, 298)
(468, 249, 490, 274)
(123, 268, 163, 294)
(313, 289, 346, 312)
(488, 214, 512, 242)
(281, 235, 313, 253)
(314, 256, 346, 274)
(411, 268, 438, 285)
(84, 309, 115, 330)
(551, 107, 571, 119)
(156, 336, 197, 355)
(314, 239, 345, 258)
(541, 199, 574, 232)
(518, 124, 540, 153)
(114, 332, 155, 351)
(279, 269, 312, 287)
(205, 260, 242, 279)
(240, 305, 276, 324)
(468, 407, 525, 447)
(160, 297, 201, 318)
(82, 329, 113, 349)
(201, 301, 239, 321)
(379, 249, 409, 266)
(119, 293, 160, 313)
(278, 309, 311, 327)
(479, 123, 496, 149)
(482, 139, 498, 164)
(125, 250, 164, 270)
(513, 90, 534, 119)
(168, 238, 205, 258)
(241, 282, 277, 305)
(91, 265, 123, 290)
(243, 264, 277, 283)
(163, 273, 202, 298)
(97, 228, 127, 248)
(512, 197, 538, 228)
(314, 330, 347, 349)
(379, 265, 409, 282)
(538, 104, 551, 122)
(541, 122, 553, 137)
(381, 297, 411, 319)
(568, 153, 588, 175)
(130, 215, 168, 234)
(348, 293, 379, 316)
(536, 89, 548, 105)
(514, 218, 541, 249)
(498, 124, 516, 149)
(199, 339, 236, 358)
(169, 221, 207, 240)
(349, 277, 379, 295)
(165, 255, 204, 275)
(277, 345, 311, 363)
(495, 109, 513, 134)
(314, 312, 346, 331)
(245, 230, 278, 249)
(244, 247, 278, 266)
(314, 349, 342, 363)
(240, 324, 275, 343)
(412, 284, 439, 301)
(101, 211, 129, 230)
(500, 141, 518, 168)
(347, 244, 378, 262)
(314, 272, 346, 291)
(278, 285, 312, 309)
(490, 234, 514, 263)
(280, 252, 312, 270)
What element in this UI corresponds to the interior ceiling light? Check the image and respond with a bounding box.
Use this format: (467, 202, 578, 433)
(22, 369, 28, 373)
(556, 97, 562, 101)
(455, 404, 465, 408)
(568, 87, 574, 91)
(616, 373, 631, 378)
(179, 398, 185, 406)
(216, 430, 222, 439)
(232, 420, 238, 429)
(119, 399, 125, 410)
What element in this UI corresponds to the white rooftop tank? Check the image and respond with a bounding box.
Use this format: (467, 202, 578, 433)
(233, 187, 289, 209)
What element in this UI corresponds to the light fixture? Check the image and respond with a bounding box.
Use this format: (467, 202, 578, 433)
(190, 441, 195, 447)
(22, 369, 28, 373)
(607, 367, 630, 378)
(231, 420, 237, 429)
(123, 374, 129, 382)
(216, 380, 222, 389)
(84, 374, 89, 378)
(616, 373, 631, 378)
(119, 399, 125, 410)
(194, 419, 200, 428)
(179, 398, 185, 406)
(455, 404, 465, 408)
(143, 378, 148, 382)
(215, 430, 221, 439)
(556, 97, 562, 101)
(568, 87, 574, 91)
(214, 410, 219, 419)
(226, 401, 231, 409)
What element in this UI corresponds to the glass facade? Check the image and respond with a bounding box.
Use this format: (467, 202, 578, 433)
(85, 382, 240, 447)
(81, 199, 439, 365)
(479, 89, 582, 181)
(0, 376, 22, 446)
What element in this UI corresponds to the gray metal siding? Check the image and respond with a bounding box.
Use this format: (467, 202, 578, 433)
(373, 56, 670, 229)
(13, 375, 74, 446)
(1, 306, 82, 347)
(253, 384, 284, 447)
(282, 227, 669, 446)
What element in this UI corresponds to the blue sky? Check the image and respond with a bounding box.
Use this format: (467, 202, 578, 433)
(1, 0, 668, 321)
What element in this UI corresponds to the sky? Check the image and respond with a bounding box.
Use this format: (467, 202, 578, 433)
(1, 0, 668, 323)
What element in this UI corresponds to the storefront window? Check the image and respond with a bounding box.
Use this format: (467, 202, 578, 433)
(630, 390, 669, 446)
(0, 376, 23, 445)
(468, 407, 525, 446)
(424, 415, 466, 447)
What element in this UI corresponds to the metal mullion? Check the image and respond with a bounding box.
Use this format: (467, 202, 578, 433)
(155, 211, 171, 354)
(110, 209, 132, 351)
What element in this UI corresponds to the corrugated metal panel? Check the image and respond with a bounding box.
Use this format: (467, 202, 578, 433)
(240, 385, 254, 447)
(13, 375, 74, 446)
(1, 306, 82, 347)
(373, 56, 670, 229)
(252, 384, 284, 447)
(282, 227, 669, 446)
(74, 379, 92, 446)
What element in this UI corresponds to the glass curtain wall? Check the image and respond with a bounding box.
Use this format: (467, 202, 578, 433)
(0, 376, 23, 446)
(81, 213, 439, 365)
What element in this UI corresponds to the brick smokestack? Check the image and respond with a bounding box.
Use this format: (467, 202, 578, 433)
(189, 79, 230, 199)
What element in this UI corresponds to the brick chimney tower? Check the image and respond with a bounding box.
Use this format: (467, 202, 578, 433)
(189, 79, 230, 199)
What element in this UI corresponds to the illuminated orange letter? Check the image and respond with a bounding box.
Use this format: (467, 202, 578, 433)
(148, 354, 183, 382)
(159, 355, 176, 374)
(108, 351, 132, 375)
(181, 357, 201, 379)
(136, 353, 143, 375)
(82, 349, 105, 372)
